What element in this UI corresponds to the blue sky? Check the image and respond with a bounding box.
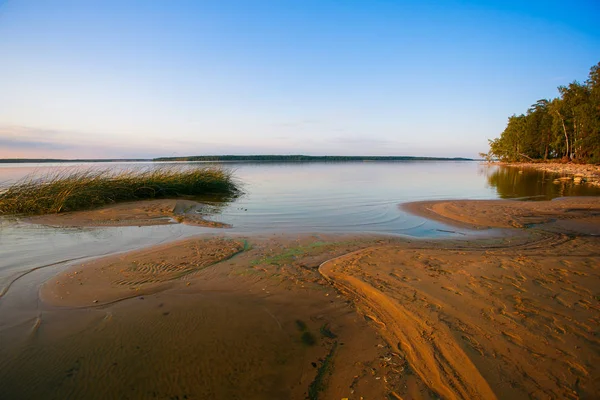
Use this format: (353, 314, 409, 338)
(1, 0, 599, 159)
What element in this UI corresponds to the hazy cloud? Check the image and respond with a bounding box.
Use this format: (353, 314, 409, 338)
(0, 137, 74, 150)
(271, 119, 322, 129)
(0, 124, 322, 158)
(330, 136, 401, 146)
(0, 125, 151, 158)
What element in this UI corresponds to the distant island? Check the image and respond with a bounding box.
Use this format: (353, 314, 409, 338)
(0, 158, 150, 163)
(152, 155, 473, 162)
(1, 155, 473, 163)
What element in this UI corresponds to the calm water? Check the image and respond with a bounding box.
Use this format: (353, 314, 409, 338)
(1, 160, 599, 301)
(2, 161, 600, 235)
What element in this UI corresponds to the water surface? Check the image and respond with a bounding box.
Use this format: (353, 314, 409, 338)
(1, 160, 599, 299)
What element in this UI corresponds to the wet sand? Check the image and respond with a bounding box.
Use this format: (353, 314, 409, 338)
(320, 234, 599, 399)
(1, 197, 599, 399)
(402, 196, 600, 233)
(2, 234, 410, 400)
(41, 236, 247, 307)
(26, 199, 231, 228)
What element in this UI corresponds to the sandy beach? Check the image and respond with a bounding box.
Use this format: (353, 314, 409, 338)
(1, 197, 599, 399)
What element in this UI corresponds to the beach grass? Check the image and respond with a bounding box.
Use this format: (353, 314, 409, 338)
(0, 166, 240, 216)
(308, 341, 338, 400)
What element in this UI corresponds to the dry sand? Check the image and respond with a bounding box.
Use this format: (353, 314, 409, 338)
(2, 197, 599, 399)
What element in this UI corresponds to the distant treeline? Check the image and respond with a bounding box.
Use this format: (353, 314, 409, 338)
(0, 159, 149, 163)
(153, 155, 472, 162)
(484, 61, 600, 164)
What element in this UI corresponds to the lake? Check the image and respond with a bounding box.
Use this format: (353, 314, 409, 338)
(4, 161, 598, 232)
(1, 160, 599, 301)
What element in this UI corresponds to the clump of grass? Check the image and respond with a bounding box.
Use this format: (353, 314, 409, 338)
(296, 319, 308, 331)
(301, 331, 317, 346)
(308, 341, 338, 400)
(319, 324, 337, 339)
(0, 166, 241, 216)
(294, 319, 317, 345)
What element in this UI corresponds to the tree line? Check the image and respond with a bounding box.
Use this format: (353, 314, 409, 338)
(484, 61, 600, 164)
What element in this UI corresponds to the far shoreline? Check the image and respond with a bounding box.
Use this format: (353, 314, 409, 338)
(0, 155, 474, 163)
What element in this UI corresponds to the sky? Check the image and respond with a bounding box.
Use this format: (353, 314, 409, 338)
(0, 0, 599, 159)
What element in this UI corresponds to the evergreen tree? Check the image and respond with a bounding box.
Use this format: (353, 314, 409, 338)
(485, 62, 600, 164)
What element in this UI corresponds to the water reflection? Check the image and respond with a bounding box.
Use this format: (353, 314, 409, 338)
(3, 161, 600, 305)
(484, 166, 600, 200)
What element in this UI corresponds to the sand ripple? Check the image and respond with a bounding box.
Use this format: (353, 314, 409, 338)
(41, 237, 246, 307)
(320, 233, 600, 399)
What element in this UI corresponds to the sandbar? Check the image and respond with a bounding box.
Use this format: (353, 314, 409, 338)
(25, 198, 230, 228)
(402, 196, 600, 233)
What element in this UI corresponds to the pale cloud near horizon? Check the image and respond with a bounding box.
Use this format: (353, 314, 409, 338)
(0, 123, 482, 159)
(0, 125, 173, 158)
(0, 124, 352, 158)
(330, 136, 401, 146)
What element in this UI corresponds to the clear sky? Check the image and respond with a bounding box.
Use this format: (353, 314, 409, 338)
(1, 0, 599, 159)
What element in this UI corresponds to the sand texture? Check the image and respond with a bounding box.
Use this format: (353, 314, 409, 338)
(403, 196, 600, 232)
(25, 198, 230, 227)
(2, 198, 599, 399)
(41, 236, 247, 307)
(321, 234, 600, 399)
(4, 234, 410, 400)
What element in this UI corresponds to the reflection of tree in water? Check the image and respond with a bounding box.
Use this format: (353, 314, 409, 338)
(485, 166, 600, 200)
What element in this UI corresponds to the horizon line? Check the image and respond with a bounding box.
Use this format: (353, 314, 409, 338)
(0, 155, 475, 163)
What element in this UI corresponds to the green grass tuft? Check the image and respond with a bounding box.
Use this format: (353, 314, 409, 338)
(0, 166, 241, 216)
(301, 331, 317, 346)
(308, 341, 338, 400)
(296, 319, 308, 331)
(319, 324, 337, 339)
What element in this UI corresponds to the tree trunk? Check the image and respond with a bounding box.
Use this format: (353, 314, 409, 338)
(519, 153, 535, 161)
(556, 110, 569, 159)
(543, 130, 550, 160)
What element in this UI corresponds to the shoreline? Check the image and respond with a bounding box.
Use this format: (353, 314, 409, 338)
(24, 198, 232, 228)
(489, 161, 600, 186)
(1, 197, 599, 398)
